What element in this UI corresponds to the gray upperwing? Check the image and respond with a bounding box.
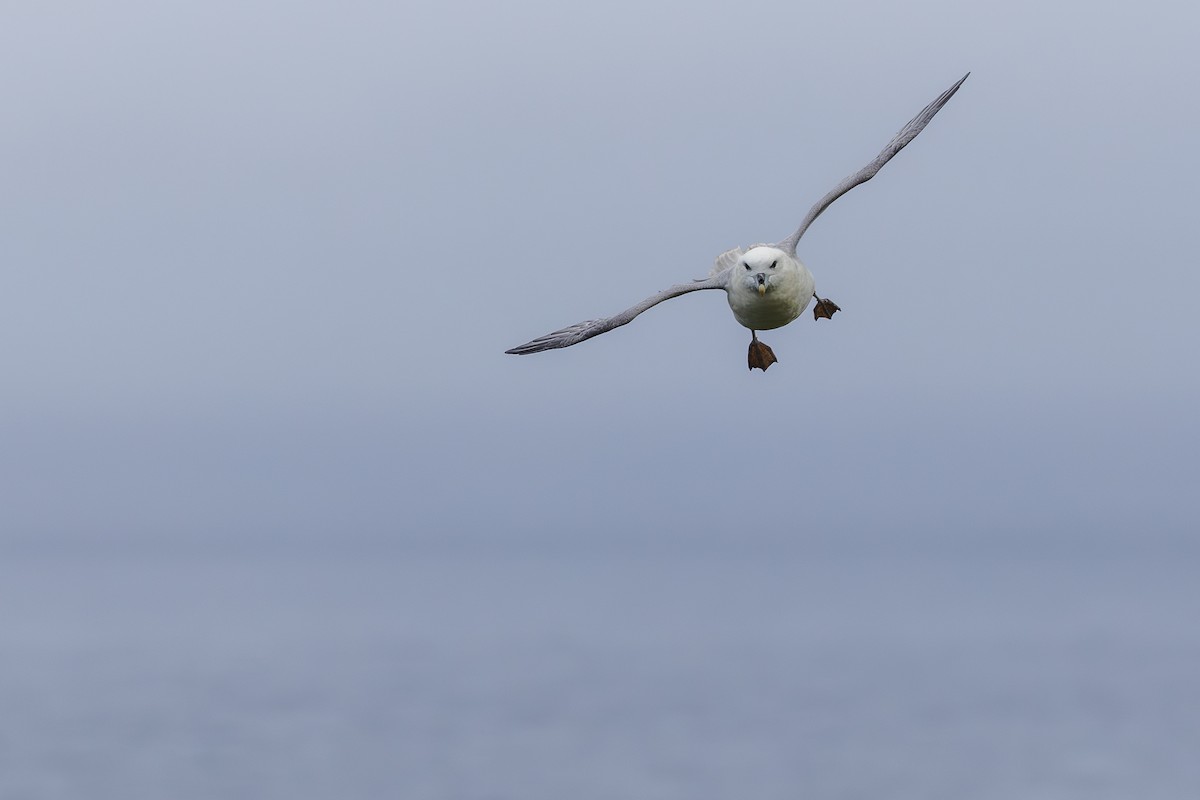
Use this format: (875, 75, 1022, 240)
(505, 271, 730, 355)
(777, 73, 968, 255)
(710, 247, 745, 276)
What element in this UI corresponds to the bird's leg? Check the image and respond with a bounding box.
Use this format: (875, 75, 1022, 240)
(812, 293, 841, 321)
(747, 330, 777, 371)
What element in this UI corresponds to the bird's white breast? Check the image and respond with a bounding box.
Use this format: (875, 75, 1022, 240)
(726, 253, 815, 331)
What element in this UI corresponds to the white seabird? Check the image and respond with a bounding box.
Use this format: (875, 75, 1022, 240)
(506, 73, 968, 371)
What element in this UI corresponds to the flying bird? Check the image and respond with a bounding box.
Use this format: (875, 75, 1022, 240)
(506, 73, 968, 371)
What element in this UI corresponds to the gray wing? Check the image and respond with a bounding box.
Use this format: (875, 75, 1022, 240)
(777, 73, 968, 255)
(506, 272, 730, 355)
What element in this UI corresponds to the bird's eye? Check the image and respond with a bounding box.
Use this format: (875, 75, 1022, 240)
(770, 260, 777, 269)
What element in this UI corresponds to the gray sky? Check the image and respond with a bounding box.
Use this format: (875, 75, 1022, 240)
(2, 0, 1197, 552)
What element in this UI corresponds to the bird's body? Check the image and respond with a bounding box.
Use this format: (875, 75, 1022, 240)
(722, 246, 814, 332)
(506, 73, 969, 370)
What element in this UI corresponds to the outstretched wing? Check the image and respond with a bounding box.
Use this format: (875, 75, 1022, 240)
(777, 73, 968, 255)
(506, 271, 730, 355)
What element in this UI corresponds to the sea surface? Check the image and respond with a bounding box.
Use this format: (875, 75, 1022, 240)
(2, 540, 1198, 799)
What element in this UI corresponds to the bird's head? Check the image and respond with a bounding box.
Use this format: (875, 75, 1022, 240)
(739, 246, 791, 295)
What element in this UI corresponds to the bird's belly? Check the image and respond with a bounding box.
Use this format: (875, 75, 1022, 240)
(728, 284, 812, 330)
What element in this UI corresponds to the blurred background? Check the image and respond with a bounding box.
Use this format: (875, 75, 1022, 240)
(2, 0, 1198, 797)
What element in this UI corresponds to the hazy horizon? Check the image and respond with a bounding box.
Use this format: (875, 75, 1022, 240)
(2, 1, 1198, 797)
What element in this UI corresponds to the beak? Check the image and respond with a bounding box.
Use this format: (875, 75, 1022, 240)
(756, 273, 766, 295)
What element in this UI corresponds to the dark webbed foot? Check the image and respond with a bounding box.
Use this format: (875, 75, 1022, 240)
(748, 336, 777, 371)
(812, 296, 840, 320)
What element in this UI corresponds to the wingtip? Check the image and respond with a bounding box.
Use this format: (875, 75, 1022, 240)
(933, 72, 970, 109)
(505, 337, 560, 355)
